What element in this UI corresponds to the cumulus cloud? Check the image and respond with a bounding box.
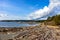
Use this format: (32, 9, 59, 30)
(28, 6, 49, 19)
(0, 0, 60, 20)
(28, 0, 60, 20)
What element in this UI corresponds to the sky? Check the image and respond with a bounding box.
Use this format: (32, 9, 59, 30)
(0, 0, 60, 20)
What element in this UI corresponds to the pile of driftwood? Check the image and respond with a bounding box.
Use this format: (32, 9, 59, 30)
(14, 26, 60, 40)
(32, 26, 57, 40)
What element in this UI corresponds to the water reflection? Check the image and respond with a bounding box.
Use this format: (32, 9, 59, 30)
(0, 22, 38, 27)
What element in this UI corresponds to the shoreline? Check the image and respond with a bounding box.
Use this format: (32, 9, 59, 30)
(0, 24, 60, 40)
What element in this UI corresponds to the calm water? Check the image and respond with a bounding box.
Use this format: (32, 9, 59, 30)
(0, 22, 38, 27)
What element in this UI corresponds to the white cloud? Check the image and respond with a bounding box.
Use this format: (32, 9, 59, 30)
(0, 0, 60, 20)
(0, 13, 7, 17)
(28, 0, 60, 20)
(0, 11, 8, 17)
(0, 11, 21, 20)
(28, 6, 49, 19)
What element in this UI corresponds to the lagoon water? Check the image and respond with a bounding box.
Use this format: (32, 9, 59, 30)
(0, 22, 37, 27)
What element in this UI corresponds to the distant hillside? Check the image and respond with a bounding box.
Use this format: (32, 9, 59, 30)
(0, 20, 46, 22)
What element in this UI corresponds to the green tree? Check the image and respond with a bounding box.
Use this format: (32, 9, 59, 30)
(53, 15, 60, 25)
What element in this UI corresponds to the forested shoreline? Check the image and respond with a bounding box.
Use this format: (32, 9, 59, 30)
(46, 15, 60, 25)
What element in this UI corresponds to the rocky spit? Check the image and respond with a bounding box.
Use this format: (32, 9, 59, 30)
(0, 25, 60, 40)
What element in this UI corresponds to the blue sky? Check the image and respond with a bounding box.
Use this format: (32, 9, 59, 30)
(0, 0, 60, 20)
